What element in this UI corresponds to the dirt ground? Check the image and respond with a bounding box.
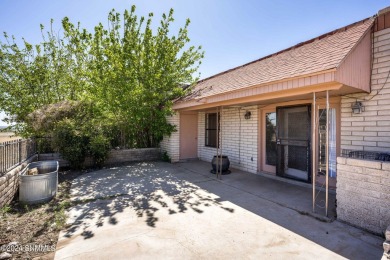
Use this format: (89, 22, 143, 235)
(0, 169, 86, 260)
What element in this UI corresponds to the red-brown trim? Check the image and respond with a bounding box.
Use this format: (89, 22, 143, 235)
(175, 82, 343, 111)
(375, 8, 390, 31)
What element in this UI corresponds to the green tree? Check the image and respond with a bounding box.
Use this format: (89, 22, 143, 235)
(61, 6, 203, 147)
(0, 21, 87, 135)
(0, 5, 204, 148)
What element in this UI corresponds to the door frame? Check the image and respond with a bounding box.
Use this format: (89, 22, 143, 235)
(179, 112, 198, 160)
(276, 104, 312, 183)
(260, 108, 277, 174)
(258, 97, 341, 181)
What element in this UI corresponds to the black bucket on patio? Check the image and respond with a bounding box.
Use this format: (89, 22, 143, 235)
(211, 155, 231, 175)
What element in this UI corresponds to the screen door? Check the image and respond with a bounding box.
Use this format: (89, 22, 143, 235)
(276, 105, 311, 182)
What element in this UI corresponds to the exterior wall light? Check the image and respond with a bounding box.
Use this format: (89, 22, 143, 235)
(244, 111, 251, 119)
(351, 101, 364, 114)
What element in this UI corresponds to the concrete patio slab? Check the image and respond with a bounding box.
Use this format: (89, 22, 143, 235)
(55, 161, 383, 260)
(179, 161, 336, 220)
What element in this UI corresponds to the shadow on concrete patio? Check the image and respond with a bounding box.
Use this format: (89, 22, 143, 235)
(62, 162, 235, 240)
(176, 161, 382, 260)
(55, 161, 383, 260)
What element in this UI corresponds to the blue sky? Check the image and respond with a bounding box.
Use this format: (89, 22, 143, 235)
(0, 0, 388, 125)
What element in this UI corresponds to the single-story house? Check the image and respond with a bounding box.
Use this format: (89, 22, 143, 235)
(161, 6, 390, 234)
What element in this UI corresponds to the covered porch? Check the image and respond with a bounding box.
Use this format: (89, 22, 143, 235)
(161, 17, 374, 219)
(177, 91, 342, 218)
(178, 160, 336, 220)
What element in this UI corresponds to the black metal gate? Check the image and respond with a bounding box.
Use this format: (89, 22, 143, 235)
(276, 105, 311, 183)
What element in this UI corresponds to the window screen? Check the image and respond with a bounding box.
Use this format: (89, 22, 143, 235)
(205, 113, 219, 147)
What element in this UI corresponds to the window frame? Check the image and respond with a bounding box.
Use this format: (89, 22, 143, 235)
(205, 112, 219, 147)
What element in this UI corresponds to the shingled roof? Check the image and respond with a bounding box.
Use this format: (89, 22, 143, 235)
(183, 17, 374, 101)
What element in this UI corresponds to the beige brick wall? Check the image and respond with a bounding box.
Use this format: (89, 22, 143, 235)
(160, 113, 180, 162)
(105, 148, 160, 164)
(39, 148, 161, 168)
(198, 106, 258, 173)
(336, 157, 390, 234)
(0, 155, 37, 208)
(39, 153, 69, 167)
(340, 27, 390, 152)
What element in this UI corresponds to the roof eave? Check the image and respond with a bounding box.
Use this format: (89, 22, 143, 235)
(173, 69, 338, 110)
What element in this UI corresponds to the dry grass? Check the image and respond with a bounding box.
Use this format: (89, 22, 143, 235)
(0, 169, 83, 259)
(0, 132, 19, 142)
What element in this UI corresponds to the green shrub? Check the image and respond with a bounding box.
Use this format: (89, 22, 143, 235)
(89, 134, 110, 167)
(1, 205, 11, 216)
(36, 137, 54, 153)
(161, 151, 171, 163)
(52, 120, 89, 169)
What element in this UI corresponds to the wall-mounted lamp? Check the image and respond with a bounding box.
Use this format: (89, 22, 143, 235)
(244, 111, 251, 120)
(351, 101, 364, 114)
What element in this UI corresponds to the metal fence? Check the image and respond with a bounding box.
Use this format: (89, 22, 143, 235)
(341, 149, 390, 161)
(0, 139, 37, 176)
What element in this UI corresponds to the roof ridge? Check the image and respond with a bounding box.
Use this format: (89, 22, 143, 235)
(197, 15, 376, 84)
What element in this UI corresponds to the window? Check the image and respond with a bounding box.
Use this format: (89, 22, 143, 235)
(205, 113, 219, 147)
(318, 108, 337, 178)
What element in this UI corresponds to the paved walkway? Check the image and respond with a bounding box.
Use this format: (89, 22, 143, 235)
(54, 161, 383, 259)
